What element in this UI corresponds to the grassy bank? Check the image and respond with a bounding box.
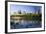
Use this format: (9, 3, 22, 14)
(10, 14, 41, 21)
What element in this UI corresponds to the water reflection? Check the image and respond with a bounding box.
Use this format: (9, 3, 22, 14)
(10, 19, 41, 29)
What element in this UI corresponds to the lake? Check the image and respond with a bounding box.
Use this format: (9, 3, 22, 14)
(10, 19, 41, 29)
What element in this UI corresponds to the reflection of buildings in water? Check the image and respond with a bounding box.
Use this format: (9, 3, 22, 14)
(10, 16, 41, 24)
(10, 19, 41, 24)
(10, 17, 22, 23)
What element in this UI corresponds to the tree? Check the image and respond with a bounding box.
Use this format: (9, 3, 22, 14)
(38, 8, 41, 14)
(18, 10, 21, 14)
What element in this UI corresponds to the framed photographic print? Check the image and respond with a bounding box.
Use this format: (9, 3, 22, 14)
(5, 1, 45, 33)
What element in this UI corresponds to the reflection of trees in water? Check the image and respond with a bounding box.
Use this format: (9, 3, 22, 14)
(10, 20, 41, 29)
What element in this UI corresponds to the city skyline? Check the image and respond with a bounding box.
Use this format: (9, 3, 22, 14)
(10, 4, 42, 13)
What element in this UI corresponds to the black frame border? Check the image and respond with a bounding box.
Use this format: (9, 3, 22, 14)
(5, 1, 45, 33)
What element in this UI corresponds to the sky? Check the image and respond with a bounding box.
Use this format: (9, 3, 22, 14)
(10, 4, 42, 13)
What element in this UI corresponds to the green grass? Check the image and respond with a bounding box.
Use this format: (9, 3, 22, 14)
(10, 14, 41, 21)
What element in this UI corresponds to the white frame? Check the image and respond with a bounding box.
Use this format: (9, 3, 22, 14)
(7, 1, 45, 33)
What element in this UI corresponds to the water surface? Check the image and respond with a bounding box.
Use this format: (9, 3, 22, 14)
(10, 19, 41, 29)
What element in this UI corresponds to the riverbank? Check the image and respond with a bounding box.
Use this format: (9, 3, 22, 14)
(10, 14, 41, 21)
